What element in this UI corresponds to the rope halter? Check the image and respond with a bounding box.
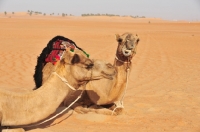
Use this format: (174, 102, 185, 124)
(52, 72, 76, 91)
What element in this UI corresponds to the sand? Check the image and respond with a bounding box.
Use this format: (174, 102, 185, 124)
(0, 13, 200, 132)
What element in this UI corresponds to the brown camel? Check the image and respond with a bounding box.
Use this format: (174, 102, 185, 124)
(0, 49, 116, 132)
(86, 33, 139, 104)
(78, 32, 140, 115)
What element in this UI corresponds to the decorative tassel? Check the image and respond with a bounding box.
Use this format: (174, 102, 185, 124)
(82, 50, 90, 58)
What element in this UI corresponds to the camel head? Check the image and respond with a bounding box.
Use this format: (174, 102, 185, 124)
(115, 33, 140, 61)
(91, 59, 116, 80)
(55, 49, 116, 86)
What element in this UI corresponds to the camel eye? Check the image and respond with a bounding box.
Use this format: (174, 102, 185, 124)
(86, 63, 94, 70)
(118, 38, 123, 43)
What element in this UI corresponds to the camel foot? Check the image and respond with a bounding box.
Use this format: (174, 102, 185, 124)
(111, 107, 124, 115)
(110, 101, 124, 115)
(73, 102, 124, 116)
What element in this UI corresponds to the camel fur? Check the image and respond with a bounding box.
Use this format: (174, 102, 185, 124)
(0, 49, 116, 132)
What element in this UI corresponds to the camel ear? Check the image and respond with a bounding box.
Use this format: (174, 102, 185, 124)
(115, 34, 123, 43)
(71, 54, 80, 64)
(136, 34, 140, 44)
(137, 38, 140, 43)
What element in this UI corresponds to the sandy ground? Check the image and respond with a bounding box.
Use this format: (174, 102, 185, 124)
(0, 13, 200, 132)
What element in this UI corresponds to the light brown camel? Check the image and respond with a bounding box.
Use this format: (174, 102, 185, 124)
(75, 32, 140, 115)
(86, 33, 139, 105)
(0, 49, 116, 132)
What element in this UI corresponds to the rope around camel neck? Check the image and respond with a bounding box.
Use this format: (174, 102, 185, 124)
(23, 72, 86, 128)
(5, 91, 83, 130)
(25, 64, 93, 128)
(111, 57, 130, 115)
(53, 72, 76, 91)
(5, 72, 85, 129)
(24, 89, 84, 128)
(20, 59, 94, 128)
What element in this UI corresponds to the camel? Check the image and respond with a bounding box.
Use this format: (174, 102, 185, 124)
(0, 49, 116, 132)
(72, 32, 140, 115)
(85, 33, 140, 106)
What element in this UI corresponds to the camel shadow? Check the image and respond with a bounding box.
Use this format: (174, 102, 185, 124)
(25, 89, 100, 131)
(25, 89, 117, 131)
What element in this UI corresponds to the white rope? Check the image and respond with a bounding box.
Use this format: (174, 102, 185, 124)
(7, 72, 84, 129)
(23, 90, 84, 128)
(111, 68, 130, 115)
(53, 72, 76, 91)
(21, 70, 88, 128)
(115, 56, 129, 63)
(120, 68, 130, 101)
(112, 57, 131, 115)
(5, 93, 82, 129)
(22, 71, 83, 126)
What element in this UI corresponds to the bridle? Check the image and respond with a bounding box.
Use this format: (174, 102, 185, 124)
(115, 37, 137, 64)
(53, 72, 76, 90)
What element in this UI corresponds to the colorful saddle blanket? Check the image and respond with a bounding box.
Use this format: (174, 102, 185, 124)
(45, 39, 76, 64)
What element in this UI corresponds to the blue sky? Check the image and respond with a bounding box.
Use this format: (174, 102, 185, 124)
(0, 0, 200, 21)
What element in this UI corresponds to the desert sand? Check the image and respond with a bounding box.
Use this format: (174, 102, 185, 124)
(0, 12, 200, 132)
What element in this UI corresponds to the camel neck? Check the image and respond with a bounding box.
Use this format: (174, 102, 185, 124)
(114, 56, 132, 70)
(106, 57, 131, 100)
(1, 74, 72, 126)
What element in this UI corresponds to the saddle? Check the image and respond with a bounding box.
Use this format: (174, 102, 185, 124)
(45, 39, 76, 65)
(33, 35, 89, 88)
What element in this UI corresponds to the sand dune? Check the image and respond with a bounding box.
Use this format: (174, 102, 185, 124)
(0, 13, 200, 132)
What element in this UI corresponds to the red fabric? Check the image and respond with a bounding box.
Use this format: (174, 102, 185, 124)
(52, 55, 60, 65)
(45, 40, 62, 64)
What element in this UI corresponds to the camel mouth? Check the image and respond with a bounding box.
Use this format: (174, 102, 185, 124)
(102, 74, 114, 80)
(101, 71, 115, 80)
(84, 72, 115, 81)
(122, 49, 132, 57)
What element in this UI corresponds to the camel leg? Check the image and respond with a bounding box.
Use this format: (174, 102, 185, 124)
(74, 102, 124, 115)
(2, 128, 25, 132)
(108, 101, 124, 115)
(114, 101, 124, 108)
